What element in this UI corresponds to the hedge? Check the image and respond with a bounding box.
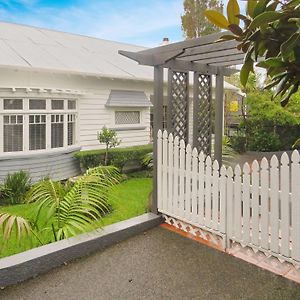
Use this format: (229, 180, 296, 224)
(74, 144, 153, 170)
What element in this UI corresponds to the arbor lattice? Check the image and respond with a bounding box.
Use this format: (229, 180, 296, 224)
(193, 73, 212, 155)
(168, 70, 189, 142)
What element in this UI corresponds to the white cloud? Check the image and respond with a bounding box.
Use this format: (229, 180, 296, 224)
(0, 0, 183, 46)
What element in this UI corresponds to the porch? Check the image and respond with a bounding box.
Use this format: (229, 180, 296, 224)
(2, 226, 300, 300)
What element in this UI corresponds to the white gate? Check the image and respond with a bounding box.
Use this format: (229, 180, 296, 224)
(157, 130, 300, 264)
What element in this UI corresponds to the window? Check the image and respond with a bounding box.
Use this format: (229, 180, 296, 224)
(1, 98, 77, 153)
(51, 114, 64, 148)
(29, 115, 46, 150)
(4, 99, 23, 110)
(3, 115, 23, 152)
(29, 99, 46, 110)
(68, 100, 76, 110)
(115, 111, 140, 125)
(68, 114, 76, 146)
(51, 100, 64, 110)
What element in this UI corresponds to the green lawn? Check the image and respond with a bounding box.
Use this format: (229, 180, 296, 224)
(0, 177, 152, 258)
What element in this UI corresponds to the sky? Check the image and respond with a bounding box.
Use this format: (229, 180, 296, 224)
(0, 1, 245, 47)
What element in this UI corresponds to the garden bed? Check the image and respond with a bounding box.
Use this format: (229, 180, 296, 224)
(0, 177, 152, 258)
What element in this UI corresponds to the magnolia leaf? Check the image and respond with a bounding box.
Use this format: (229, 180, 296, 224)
(281, 33, 300, 61)
(273, 75, 289, 98)
(228, 24, 243, 35)
(204, 10, 230, 29)
(281, 83, 299, 107)
(227, 0, 240, 25)
(247, 0, 257, 17)
(253, 0, 270, 18)
(266, 1, 279, 11)
(263, 57, 287, 68)
(249, 11, 282, 29)
(240, 59, 254, 87)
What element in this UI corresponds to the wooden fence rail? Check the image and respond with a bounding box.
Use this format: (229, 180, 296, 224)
(157, 130, 300, 264)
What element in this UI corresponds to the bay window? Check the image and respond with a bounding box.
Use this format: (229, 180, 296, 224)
(0, 98, 77, 154)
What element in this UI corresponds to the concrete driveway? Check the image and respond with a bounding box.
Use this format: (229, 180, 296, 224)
(1, 226, 300, 300)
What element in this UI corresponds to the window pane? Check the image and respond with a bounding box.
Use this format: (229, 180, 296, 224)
(68, 100, 76, 110)
(68, 114, 76, 146)
(29, 115, 46, 150)
(4, 99, 23, 110)
(3, 115, 23, 152)
(51, 114, 64, 148)
(29, 99, 46, 110)
(51, 100, 64, 110)
(115, 111, 140, 125)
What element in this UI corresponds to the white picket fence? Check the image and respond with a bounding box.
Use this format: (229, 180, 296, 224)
(157, 130, 300, 264)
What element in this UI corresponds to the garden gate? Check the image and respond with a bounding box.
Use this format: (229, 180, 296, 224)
(157, 130, 300, 265)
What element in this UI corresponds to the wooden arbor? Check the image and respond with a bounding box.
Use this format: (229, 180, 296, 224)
(119, 31, 244, 212)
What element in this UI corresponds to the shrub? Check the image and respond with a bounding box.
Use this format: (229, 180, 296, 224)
(74, 144, 153, 170)
(247, 130, 281, 152)
(230, 134, 246, 154)
(0, 171, 31, 205)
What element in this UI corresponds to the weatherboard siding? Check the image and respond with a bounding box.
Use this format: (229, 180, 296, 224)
(0, 148, 80, 183)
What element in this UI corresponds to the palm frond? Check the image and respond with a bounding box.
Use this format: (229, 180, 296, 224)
(0, 212, 32, 241)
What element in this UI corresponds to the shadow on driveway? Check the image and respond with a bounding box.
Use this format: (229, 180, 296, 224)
(1, 227, 300, 300)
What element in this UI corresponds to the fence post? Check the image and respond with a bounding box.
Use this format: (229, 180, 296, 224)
(152, 65, 164, 214)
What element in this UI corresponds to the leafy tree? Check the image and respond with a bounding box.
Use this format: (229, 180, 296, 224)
(205, 0, 300, 106)
(97, 126, 121, 165)
(181, 0, 223, 38)
(0, 166, 120, 245)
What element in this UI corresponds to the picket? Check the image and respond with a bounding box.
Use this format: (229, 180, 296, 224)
(185, 144, 192, 220)
(167, 133, 174, 214)
(198, 152, 205, 226)
(260, 158, 269, 250)
(280, 152, 290, 257)
(157, 131, 300, 264)
(212, 160, 219, 230)
(191, 148, 199, 223)
(251, 160, 260, 247)
(173, 136, 179, 216)
(205, 156, 212, 228)
(242, 163, 251, 244)
(291, 150, 300, 261)
(270, 155, 279, 253)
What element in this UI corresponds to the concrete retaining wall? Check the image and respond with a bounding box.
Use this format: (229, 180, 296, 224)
(0, 213, 162, 287)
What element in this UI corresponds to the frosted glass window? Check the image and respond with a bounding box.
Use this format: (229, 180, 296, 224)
(29, 115, 46, 150)
(29, 99, 46, 110)
(51, 114, 64, 148)
(3, 115, 23, 152)
(51, 100, 64, 110)
(115, 111, 140, 125)
(68, 100, 76, 110)
(68, 114, 76, 146)
(4, 99, 23, 110)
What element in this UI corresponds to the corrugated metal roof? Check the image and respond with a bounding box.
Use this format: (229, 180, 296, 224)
(0, 22, 239, 91)
(106, 90, 152, 107)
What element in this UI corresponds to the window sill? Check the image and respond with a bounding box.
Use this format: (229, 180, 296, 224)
(0, 145, 81, 161)
(109, 126, 147, 131)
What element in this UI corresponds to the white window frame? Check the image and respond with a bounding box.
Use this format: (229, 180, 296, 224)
(0, 97, 78, 156)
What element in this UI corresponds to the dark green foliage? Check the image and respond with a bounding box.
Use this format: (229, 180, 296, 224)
(230, 133, 247, 153)
(0, 171, 31, 205)
(239, 91, 300, 151)
(247, 129, 281, 152)
(205, 0, 300, 105)
(74, 144, 153, 170)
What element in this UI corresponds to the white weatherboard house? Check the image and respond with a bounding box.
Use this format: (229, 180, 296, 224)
(0, 22, 239, 182)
